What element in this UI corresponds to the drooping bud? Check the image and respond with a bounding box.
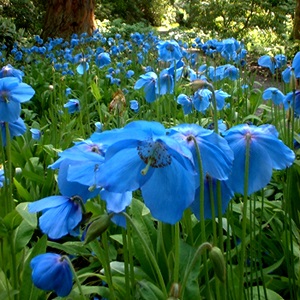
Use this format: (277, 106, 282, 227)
(84, 214, 113, 244)
(290, 68, 297, 91)
(209, 246, 226, 283)
(168, 282, 180, 300)
(188, 79, 211, 92)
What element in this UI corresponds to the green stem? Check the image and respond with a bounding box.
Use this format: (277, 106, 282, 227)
(190, 135, 212, 299)
(238, 133, 251, 300)
(127, 220, 135, 296)
(5, 122, 14, 214)
(63, 255, 86, 299)
(89, 239, 117, 300)
(122, 212, 168, 297)
(122, 229, 131, 299)
(180, 242, 213, 298)
(173, 222, 180, 284)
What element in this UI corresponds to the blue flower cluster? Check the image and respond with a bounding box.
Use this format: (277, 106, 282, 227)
(0, 64, 35, 146)
(29, 120, 294, 241)
(258, 51, 300, 116)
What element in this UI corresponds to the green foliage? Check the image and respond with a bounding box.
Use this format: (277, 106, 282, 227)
(0, 0, 45, 34)
(0, 16, 25, 51)
(175, 0, 294, 42)
(97, 0, 170, 26)
(99, 19, 156, 40)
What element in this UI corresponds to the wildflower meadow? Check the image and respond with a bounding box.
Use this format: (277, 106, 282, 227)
(0, 28, 300, 300)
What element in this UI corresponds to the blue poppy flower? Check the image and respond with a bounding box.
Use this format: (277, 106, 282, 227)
(292, 52, 300, 78)
(192, 88, 212, 113)
(134, 72, 157, 103)
(224, 65, 240, 80)
(50, 140, 106, 190)
(0, 117, 26, 146)
(0, 77, 35, 122)
(262, 87, 285, 105)
(65, 87, 72, 96)
(29, 153, 100, 239)
(282, 67, 292, 83)
(157, 68, 174, 95)
(95, 52, 111, 69)
(258, 54, 286, 74)
(95, 122, 103, 132)
(126, 70, 135, 79)
(190, 176, 234, 220)
(223, 124, 295, 195)
(30, 253, 73, 297)
(215, 89, 231, 110)
(258, 55, 276, 74)
(177, 94, 193, 115)
(207, 65, 227, 81)
(76, 60, 89, 75)
(30, 128, 42, 141)
(130, 100, 139, 112)
(168, 123, 234, 183)
(283, 90, 300, 116)
(64, 99, 80, 114)
(96, 121, 196, 224)
(28, 195, 83, 239)
(0, 64, 24, 81)
(157, 40, 183, 62)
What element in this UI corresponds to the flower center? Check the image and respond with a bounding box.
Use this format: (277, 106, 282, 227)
(0, 91, 9, 103)
(137, 140, 171, 169)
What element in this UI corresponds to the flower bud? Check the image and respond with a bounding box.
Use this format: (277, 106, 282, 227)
(168, 282, 180, 299)
(209, 246, 226, 283)
(189, 79, 210, 92)
(84, 214, 112, 244)
(290, 69, 297, 91)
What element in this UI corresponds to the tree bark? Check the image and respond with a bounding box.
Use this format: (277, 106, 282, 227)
(294, 0, 300, 40)
(41, 0, 96, 40)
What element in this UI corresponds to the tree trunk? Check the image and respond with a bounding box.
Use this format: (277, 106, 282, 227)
(294, 0, 300, 40)
(41, 0, 96, 40)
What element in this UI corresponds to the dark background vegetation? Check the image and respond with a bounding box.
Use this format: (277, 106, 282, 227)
(0, 0, 297, 51)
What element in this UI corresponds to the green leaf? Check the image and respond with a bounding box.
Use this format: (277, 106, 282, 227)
(67, 286, 110, 299)
(131, 198, 158, 281)
(90, 80, 102, 101)
(47, 241, 91, 256)
(15, 202, 37, 228)
(13, 178, 33, 202)
(14, 220, 35, 253)
(135, 279, 165, 300)
(3, 210, 22, 231)
(246, 286, 284, 300)
(0, 269, 13, 299)
(103, 261, 152, 281)
(179, 240, 201, 299)
(19, 235, 47, 300)
(0, 218, 8, 238)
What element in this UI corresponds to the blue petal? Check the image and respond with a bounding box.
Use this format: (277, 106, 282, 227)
(100, 189, 132, 213)
(38, 200, 82, 239)
(9, 82, 35, 103)
(0, 101, 21, 122)
(98, 147, 148, 192)
(141, 159, 196, 224)
(191, 178, 234, 220)
(28, 196, 69, 212)
(58, 159, 99, 200)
